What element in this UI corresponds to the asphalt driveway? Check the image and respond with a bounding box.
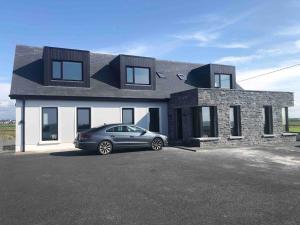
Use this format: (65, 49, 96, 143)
(1, 145, 300, 225)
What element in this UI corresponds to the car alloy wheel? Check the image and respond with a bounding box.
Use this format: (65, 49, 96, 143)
(98, 141, 113, 155)
(151, 138, 163, 151)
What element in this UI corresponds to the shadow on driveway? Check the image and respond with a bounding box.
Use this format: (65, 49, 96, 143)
(50, 148, 153, 157)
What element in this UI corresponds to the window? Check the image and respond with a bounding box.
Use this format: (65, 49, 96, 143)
(42, 107, 58, 141)
(126, 66, 150, 85)
(52, 60, 83, 81)
(192, 106, 218, 137)
(214, 74, 232, 89)
(149, 108, 160, 132)
(127, 125, 145, 133)
(177, 73, 186, 80)
(230, 106, 242, 136)
(106, 126, 128, 132)
(77, 108, 91, 132)
(282, 107, 289, 132)
(263, 106, 273, 134)
(176, 108, 183, 139)
(122, 108, 134, 124)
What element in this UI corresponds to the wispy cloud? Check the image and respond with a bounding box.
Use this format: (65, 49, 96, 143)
(0, 82, 14, 120)
(173, 32, 219, 47)
(276, 25, 300, 36)
(238, 62, 300, 117)
(215, 55, 259, 64)
(93, 40, 181, 57)
(215, 42, 250, 49)
(215, 39, 300, 65)
(179, 7, 260, 33)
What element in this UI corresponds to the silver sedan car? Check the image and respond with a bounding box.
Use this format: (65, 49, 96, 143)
(74, 123, 168, 155)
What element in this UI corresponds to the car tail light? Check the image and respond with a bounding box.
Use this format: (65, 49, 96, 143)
(79, 132, 91, 140)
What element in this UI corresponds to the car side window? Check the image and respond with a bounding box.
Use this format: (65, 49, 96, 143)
(106, 126, 129, 132)
(127, 125, 144, 133)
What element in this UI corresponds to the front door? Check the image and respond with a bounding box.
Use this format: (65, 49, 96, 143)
(106, 125, 132, 147)
(126, 125, 149, 147)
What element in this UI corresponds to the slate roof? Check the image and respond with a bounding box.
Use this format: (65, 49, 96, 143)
(9, 45, 239, 100)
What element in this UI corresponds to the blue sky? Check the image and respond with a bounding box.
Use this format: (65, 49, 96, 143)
(1, 0, 300, 119)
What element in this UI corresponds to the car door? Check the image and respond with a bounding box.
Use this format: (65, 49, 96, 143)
(126, 125, 150, 147)
(106, 125, 132, 147)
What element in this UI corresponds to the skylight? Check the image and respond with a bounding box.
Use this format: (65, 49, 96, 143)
(156, 72, 166, 78)
(177, 73, 186, 80)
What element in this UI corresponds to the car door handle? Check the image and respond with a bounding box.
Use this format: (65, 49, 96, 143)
(130, 136, 134, 138)
(110, 135, 115, 138)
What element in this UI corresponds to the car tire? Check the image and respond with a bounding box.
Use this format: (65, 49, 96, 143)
(98, 140, 113, 155)
(151, 138, 163, 151)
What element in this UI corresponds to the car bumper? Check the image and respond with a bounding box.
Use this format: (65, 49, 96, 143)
(163, 138, 168, 147)
(74, 140, 98, 150)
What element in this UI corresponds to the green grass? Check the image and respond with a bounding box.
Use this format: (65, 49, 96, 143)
(289, 126, 300, 133)
(0, 124, 15, 139)
(288, 118, 300, 133)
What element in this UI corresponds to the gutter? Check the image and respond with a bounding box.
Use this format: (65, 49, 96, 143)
(21, 99, 25, 152)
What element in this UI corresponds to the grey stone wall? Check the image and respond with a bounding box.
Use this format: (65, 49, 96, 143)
(168, 88, 295, 147)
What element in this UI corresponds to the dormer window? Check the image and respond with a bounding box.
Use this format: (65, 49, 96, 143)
(214, 73, 232, 89)
(52, 60, 83, 81)
(126, 66, 150, 85)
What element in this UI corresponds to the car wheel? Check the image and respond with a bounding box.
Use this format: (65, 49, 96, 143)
(98, 140, 113, 155)
(151, 138, 163, 151)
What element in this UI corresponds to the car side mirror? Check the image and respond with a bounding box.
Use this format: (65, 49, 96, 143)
(140, 130, 147, 135)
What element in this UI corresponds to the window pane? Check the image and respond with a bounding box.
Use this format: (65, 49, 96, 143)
(42, 108, 58, 141)
(77, 108, 90, 132)
(134, 67, 150, 84)
(282, 108, 287, 126)
(220, 74, 231, 89)
(230, 107, 235, 129)
(126, 67, 134, 83)
(264, 106, 273, 134)
(52, 61, 61, 79)
(149, 108, 160, 132)
(122, 108, 134, 124)
(63, 61, 82, 80)
(214, 74, 220, 87)
(128, 125, 144, 133)
(202, 107, 211, 137)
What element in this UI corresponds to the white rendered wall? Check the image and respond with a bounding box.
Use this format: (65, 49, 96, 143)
(19, 99, 168, 152)
(15, 99, 22, 152)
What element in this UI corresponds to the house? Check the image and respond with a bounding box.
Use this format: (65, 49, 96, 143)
(9, 45, 296, 152)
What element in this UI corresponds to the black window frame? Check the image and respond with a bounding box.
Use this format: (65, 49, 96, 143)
(76, 107, 91, 132)
(122, 108, 135, 125)
(282, 107, 289, 132)
(42, 107, 58, 141)
(51, 60, 83, 81)
(230, 106, 242, 136)
(214, 73, 232, 89)
(192, 106, 218, 138)
(263, 106, 273, 134)
(125, 66, 151, 85)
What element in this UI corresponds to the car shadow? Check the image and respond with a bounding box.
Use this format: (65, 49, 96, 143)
(50, 148, 153, 157)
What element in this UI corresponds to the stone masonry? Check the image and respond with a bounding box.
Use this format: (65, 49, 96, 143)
(168, 88, 296, 147)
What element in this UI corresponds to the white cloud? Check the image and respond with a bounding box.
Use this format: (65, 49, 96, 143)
(215, 55, 259, 64)
(93, 39, 181, 58)
(173, 31, 218, 47)
(0, 82, 15, 120)
(215, 39, 300, 65)
(276, 25, 300, 36)
(215, 42, 250, 49)
(237, 63, 300, 118)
